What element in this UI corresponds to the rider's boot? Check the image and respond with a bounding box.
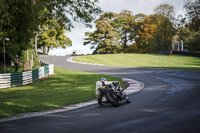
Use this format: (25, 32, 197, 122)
(125, 96, 131, 103)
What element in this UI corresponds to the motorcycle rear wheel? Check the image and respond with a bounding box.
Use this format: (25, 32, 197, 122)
(97, 94, 103, 105)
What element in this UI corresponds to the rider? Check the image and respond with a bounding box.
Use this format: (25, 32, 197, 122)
(96, 78, 130, 105)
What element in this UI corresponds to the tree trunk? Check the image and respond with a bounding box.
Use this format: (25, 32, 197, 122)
(47, 46, 50, 54)
(123, 32, 127, 53)
(35, 34, 38, 56)
(43, 46, 46, 54)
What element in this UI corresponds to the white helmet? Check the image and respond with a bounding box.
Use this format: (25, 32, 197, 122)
(100, 78, 107, 82)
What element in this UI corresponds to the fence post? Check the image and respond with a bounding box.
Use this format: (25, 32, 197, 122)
(11, 72, 23, 87)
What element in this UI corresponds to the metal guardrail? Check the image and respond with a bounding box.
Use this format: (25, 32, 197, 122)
(0, 64, 54, 89)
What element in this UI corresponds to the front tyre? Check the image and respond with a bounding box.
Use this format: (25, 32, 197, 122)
(105, 93, 121, 107)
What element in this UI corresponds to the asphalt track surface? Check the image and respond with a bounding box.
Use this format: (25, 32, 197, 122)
(1, 56, 200, 133)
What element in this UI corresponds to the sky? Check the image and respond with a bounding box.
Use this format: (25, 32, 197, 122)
(49, 0, 187, 56)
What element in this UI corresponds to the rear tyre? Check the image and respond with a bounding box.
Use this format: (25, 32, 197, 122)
(97, 94, 103, 105)
(105, 93, 121, 107)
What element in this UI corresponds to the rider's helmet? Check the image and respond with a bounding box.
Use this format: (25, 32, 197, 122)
(100, 78, 107, 82)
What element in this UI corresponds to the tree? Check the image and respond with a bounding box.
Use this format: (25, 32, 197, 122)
(0, 0, 37, 59)
(127, 13, 147, 53)
(177, 27, 191, 44)
(135, 14, 147, 22)
(153, 4, 176, 52)
(135, 15, 158, 53)
(187, 31, 200, 51)
(84, 18, 121, 54)
(154, 3, 175, 22)
(175, 0, 200, 51)
(32, 0, 102, 52)
(38, 19, 72, 54)
(134, 14, 175, 53)
(89, 10, 137, 53)
(0, 0, 102, 58)
(113, 10, 136, 52)
(177, 27, 200, 51)
(184, 0, 200, 32)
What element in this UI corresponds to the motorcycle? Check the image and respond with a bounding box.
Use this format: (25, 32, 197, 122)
(97, 82, 130, 107)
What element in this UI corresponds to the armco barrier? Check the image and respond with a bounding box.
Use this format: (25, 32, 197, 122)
(0, 64, 54, 89)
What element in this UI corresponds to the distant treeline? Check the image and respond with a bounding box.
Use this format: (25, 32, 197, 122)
(84, 1, 200, 54)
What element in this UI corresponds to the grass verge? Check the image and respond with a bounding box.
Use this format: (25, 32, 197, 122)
(74, 54, 200, 71)
(0, 67, 125, 118)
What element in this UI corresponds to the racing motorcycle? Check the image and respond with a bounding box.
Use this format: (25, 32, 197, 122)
(97, 82, 130, 107)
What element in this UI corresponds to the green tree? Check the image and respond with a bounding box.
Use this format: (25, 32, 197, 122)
(177, 27, 191, 44)
(0, 0, 37, 58)
(172, 0, 200, 52)
(0, 0, 101, 58)
(85, 10, 138, 53)
(153, 4, 176, 52)
(38, 19, 72, 54)
(84, 18, 121, 54)
(177, 27, 200, 51)
(127, 13, 147, 53)
(187, 31, 200, 51)
(135, 14, 147, 22)
(184, 0, 200, 32)
(113, 10, 136, 52)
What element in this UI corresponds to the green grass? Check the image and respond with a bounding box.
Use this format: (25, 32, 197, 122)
(74, 54, 200, 71)
(0, 67, 124, 118)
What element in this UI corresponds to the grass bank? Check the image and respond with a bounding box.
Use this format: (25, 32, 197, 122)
(74, 54, 200, 71)
(0, 67, 124, 118)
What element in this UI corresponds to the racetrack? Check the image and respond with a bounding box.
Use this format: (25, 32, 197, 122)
(0, 56, 200, 133)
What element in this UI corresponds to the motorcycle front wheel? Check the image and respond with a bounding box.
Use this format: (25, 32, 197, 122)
(105, 93, 121, 107)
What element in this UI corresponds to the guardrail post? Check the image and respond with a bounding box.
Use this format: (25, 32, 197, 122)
(32, 68, 39, 82)
(44, 65, 49, 76)
(11, 72, 23, 87)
